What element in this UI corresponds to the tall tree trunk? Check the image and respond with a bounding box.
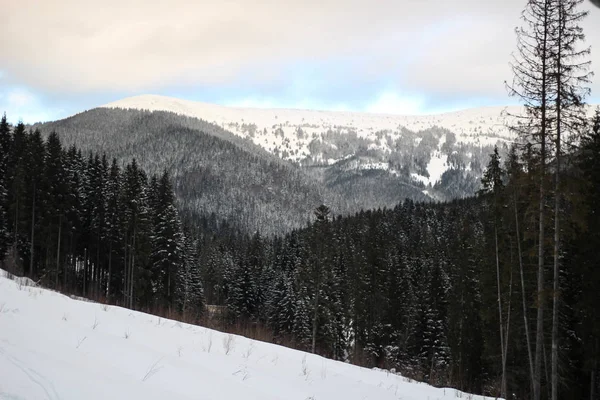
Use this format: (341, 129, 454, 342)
(56, 215, 62, 289)
(29, 183, 35, 279)
(503, 251, 514, 396)
(64, 231, 71, 289)
(130, 224, 136, 309)
(495, 224, 507, 398)
(13, 196, 19, 273)
(123, 230, 128, 305)
(551, 5, 564, 399)
(545, 339, 551, 400)
(107, 241, 112, 301)
(535, 59, 548, 400)
(535, 178, 545, 400)
(96, 233, 101, 300)
(551, 100, 561, 400)
(311, 287, 320, 354)
(591, 339, 598, 400)
(533, 3, 552, 398)
(83, 247, 87, 297)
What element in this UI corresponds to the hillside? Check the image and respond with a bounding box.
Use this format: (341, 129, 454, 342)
(0, 270, 496, 400)
(102, 95, 517, 194)
(29, 108, 431, 236)
(103, 95, 517, 162)
(32, 109, 330, 235)
(34, 97, 598, 234)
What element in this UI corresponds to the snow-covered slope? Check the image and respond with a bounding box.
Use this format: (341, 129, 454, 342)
(0, 271, 496, 400)
(101, 95, 599, 193)
(102, 94, 517, 162)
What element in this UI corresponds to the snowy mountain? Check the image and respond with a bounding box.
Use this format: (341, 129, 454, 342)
(103, 95, 516, 156)
(33, 96, 597, 234)
(0, 270, 496, 400)
(102, 95, 518, 186)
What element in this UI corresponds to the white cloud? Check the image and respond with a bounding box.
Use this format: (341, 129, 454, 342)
(0, 88, 64, 123)
(365, 92, 426, 115)
(7, 89, 36, 107)
(1, 0, 599, 109)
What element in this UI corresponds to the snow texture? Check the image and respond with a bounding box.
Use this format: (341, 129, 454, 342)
(101, 95, 522, 162)
(0, 270, 497, 400)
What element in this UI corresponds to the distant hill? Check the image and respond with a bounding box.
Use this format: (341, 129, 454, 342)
(34, 96, 585, 234)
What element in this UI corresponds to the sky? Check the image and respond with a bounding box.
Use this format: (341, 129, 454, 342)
(1, 0, 599, 124)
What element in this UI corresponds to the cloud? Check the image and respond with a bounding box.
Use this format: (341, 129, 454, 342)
(0, 87, 65, 123)
(1, 0, 599, 118)
(7, 89, 36, 108)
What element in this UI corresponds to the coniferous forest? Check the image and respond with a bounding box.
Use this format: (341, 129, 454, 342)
(2, 109, 600, 399)
(2, 1, 600, 399)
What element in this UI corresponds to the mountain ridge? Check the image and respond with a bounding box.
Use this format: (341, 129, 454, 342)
(99, 94, 526, 195)
(102, 94, 519, 165)
(34, 95, 598, 235)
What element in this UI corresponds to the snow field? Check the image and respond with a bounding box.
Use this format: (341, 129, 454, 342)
(0, 271, 496, 400)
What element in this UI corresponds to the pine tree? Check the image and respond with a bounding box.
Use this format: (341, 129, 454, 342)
(120, 159, 150, 308)
(550, 2, 591, 398)
(105, 158, 122, 301)
(0, 114, 11, 265)
(267, 271, 296, 336)
(176, 234, 204, 318)
(43, 131, 67, 288)
(63, 145, 84, 289)
(308, 204, 331, 354)
(504, 144, 536, 397)
(480, 146, 509, 397)
(7, 122, 28, 273)
(150, 170, 184, 311)
(24, 129, 46, 278)
(507, 1, 559, 397)
(574, 108, 600, 400)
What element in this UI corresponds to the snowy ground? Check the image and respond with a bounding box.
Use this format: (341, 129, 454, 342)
(0, 271, 496, 400)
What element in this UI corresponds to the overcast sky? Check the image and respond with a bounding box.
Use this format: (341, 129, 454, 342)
(1, 0, 599, 123)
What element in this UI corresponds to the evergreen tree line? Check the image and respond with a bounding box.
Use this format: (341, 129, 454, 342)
(190, 111, 600, 400)
(1, 2, 598, 398)
(2, 109, 600, 399)
(0, 115, 204, 317)
(33, 107, 494, 237)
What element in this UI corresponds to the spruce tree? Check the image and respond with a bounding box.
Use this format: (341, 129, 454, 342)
(63, 145, 84, 288)
(43, 131, 67, 288)
(507, 1, 559, 397)
(150, 170, 184, 310)
(24, 129, 46, 278)
(550, 2, 591, 398)
(0, 114, 10, 264)
(176, 234, 204, 318)
(480, 146, 509, 397)
(105, 158, 122, 300)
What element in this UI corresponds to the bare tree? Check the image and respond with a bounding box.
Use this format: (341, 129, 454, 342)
(507, 1, 558, 398)
(550, 2, 591, 399)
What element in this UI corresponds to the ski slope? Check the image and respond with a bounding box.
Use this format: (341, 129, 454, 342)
(0, 271, 497, 400)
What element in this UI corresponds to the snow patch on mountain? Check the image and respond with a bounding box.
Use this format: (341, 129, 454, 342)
(100, 95, 597, 197)
(102, 94, 516, 155)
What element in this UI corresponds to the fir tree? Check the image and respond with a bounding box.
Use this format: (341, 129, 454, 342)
(0, 114, 10, 264)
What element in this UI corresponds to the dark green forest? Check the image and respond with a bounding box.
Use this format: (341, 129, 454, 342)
(1, 0, 600, 399)
(2, 109, 600, 399)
